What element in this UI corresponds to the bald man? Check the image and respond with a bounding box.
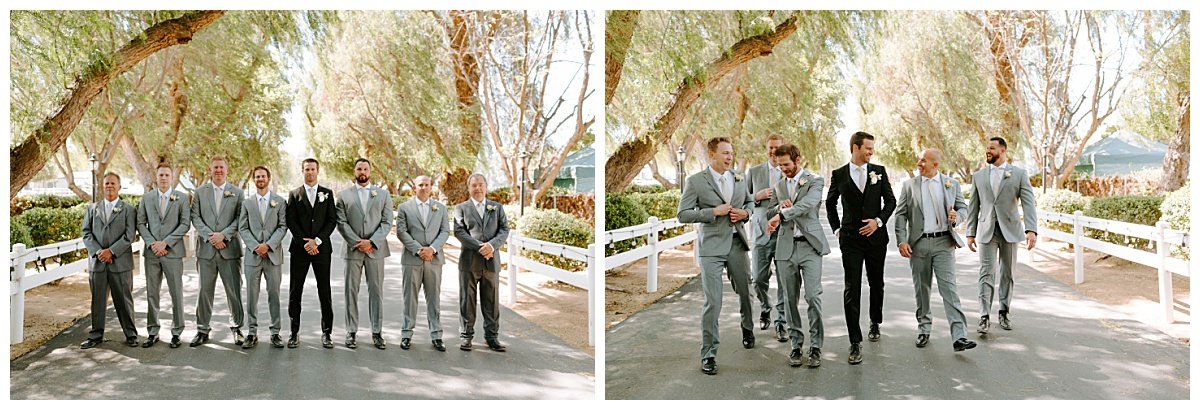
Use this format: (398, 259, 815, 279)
(395, 175, 450, 351)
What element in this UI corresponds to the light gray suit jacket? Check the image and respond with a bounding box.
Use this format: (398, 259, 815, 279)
(238, 193, 288, 266)
(336, 185, 394, 260)
(191, 182, 243, 260)
(747, 162, 782, 246)
(895, 175, 968, 249)
(396, 198, 450, 266)
(766, 170, 831, 259)
(967, 164, 1038, 243)
(137, 190, 190, 260)
(82, 199, 137, 273)
(677, 169, 753, 257)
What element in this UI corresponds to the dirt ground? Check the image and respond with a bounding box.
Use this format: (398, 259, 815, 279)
(605, 240, 1191, 343)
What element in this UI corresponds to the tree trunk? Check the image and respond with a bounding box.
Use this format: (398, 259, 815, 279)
(441, 10, 497, 205)
(604, 10, 640, 106)
(604, 15, 799, 193)
(648, 156, 676, 189)
(9, 10, 225, 199)
(1161, 93, 1190, 192)
(52, 150, 91, 202)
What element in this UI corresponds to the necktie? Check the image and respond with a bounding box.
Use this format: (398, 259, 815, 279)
(214, 185, 223, 214)
(259, 196, 268, 221)
(718, 175, 731, 203)
(477, 202, 486, 224)
(926, 179, 942, 229)
(359, 187, 369, 214)
(788, 177, 797, 200)
(307, 187, 316, 206)
(420, 202, 429, 225)
(992, 166, 1002, 194)
(159, 194, 168, 219)
(105, 202, 113, 222)
(857, 167, 866, 192)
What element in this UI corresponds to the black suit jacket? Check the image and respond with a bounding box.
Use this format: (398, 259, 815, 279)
(286, 185, 338, 260)
(826, 163, 897, 246)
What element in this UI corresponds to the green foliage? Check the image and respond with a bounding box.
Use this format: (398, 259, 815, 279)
(1123, 11, 1189, 143)
(518, 209, 594, 272)
(604, 193, 650, 256)
(13, 206, 89, 264)
(1083, 195, 1164, 251)
(626, 190, 689, 241)
(391, 194, 412, 208)
(488, 187, 515, 204)
(1160, 183, 1189, 259)
(10, 219, 33, 250)
(10, 194, 85, 216)
(626, 184, 667, 194)
(1035, 189, 1092, 233)
(543, 185, 572, 197)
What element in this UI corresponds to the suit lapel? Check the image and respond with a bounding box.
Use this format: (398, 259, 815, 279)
(701, 170, 727, 203)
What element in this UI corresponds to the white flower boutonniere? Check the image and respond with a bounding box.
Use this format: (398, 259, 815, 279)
(1004, 170, 1012, 179)
(370, 190, 378, 198)
(223, 191, 233, 198)
(270, 200, 278, 208)
(486, 204, 496, 212)
(944, 180, 954, 189)
(170, 194, 179, 201)
(797, 178, 808, 187)
(868, 171, 881, 185)
(113, 205, 122, 213)
(733, 173, 743, 182)
(431, 204, 439, 212)
(317, 192, 327, 203)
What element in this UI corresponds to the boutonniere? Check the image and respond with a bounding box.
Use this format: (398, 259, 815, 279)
(169, 194, 178, 201)
(317, 192, 327, 203)
(270, 200, 278, 208)
(223, 191, 233, 198)
(113, 205, 122, 213)
(431, 204, 439, 212)
(370, 190, 378, 198)
(797, 178, 808, 187)
(1004, 170, 1012, 179)
(733, 173, 743, 182)
(944, 180, 954, 189)
(868, 171, 880, 185)
(486, 204, 496, 212)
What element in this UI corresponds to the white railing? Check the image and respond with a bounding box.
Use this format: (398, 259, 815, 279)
(1038, 210, 1189, 323)
(604, 217, 697, 293)
(505, 234, 595, 346)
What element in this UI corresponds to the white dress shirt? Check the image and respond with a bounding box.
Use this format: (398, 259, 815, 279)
(710, 167, 733, 203)
(850, 161, 869, 192)
(921, 174, 948, 234)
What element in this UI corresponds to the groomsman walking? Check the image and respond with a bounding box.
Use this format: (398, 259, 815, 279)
(966, 137, 1038, 334)
(396, 175, 451, 351)
(894, 149, 976, 352)
(137, 164, 190, 348)
(80, 172, 140, 349)
(286, 158, 339, 348)
(453, 174, 510, 352)
(825, 131, 895, 364)
(336, 158, 393, 349)
(677, 137, 754, 375)
(190, 156, 245, 347)
(238, 166, 288, 349)
(747, 134, 788, 342)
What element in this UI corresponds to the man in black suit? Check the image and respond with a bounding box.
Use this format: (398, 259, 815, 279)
(453, 173, 510, 352)
(826, 131, 896, 365)
(285, 158, 339, 349)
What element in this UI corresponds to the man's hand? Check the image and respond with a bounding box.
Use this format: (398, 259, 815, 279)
(947, 209, 958, 224)
(419, 247, 435, 261)
(98, 249, 114, 264)
(859, 219, 879, 237)
(967, 236, 977, 252)
(152, 241, 168, 257)
(207, 232, 225, 246)
(355, 239, 374, 254)
(480, 243, 495, 259)
(779, 199, 793, 209)
(304, 238, 319, 255)
(754, 188, 774, 202)
(898, 242, 913, 258)
(255, 244, 270, 257)
(729, 208, 749, 223)
(712, 203, 732, 216)
(767, 215, 781, 234)
(1025, 231, 1037, 250)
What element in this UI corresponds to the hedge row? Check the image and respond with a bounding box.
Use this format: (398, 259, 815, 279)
(604, 190, 687, 256)
(517, 208, 593, 272)
(1038, 187, 1189, 256)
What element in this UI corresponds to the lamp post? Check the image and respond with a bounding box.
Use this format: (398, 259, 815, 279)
(1042, 139, 1049, 194)
(519, 150, 530, 217)
(89, 153, 99, 201)
(675, 147, 686, 191)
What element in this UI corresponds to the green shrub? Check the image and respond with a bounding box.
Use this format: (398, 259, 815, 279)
(11, 194, 86, 216)
(390, 194, 412, 208)
(626, 190, 689, 241)
(626, 184, 667, 194)
(517, 209, 593, 272)
(1035, 189, 1092, 233)
(10, 219, 33, 250)
(605, 193, 649, 256)
(961, 184, 972, 202)
(13, 206, 88, 265)
(542, 185, 572, 197)
(1083, 195, 1164, 251)
(1160, 183, 1189, 259)
(488, 186, 514, 204)
(118, 194, 141, 208)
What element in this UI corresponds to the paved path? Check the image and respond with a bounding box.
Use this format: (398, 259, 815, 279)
(606, 214, 1190, 399)
(10, 233, 594, 399)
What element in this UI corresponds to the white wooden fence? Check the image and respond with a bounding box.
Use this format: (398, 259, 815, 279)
(1038, 210, 1190, 323)
(604, 217, 697, 293)
(505, 234, 596, 346)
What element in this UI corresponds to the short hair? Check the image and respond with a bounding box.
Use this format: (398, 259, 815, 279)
(850, 131, 875, 150)
(467, 173, 488, 185)
(413, 175, 433, 184)
(706, 137, 733, 153)
(252, 166, 271, 179)
(766, 134, 784, 143)
(156, 162, 172, 172)
(102, 172, 121, 183)
(302, 158, 320, 169)
(989, 136, 1008, 149)
(773, 144, 801, 162)
(210, 155, 228, 165)
(354, 158, 371, 168)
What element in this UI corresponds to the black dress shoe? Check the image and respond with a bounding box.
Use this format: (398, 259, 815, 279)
(915, 334, 929, 348)
(807, 348, 822, 368)
(233, 328, 245, 345)
(460, 338, 473, 351)
(868, 323, 881, 342)
(400, 338, 412, 350)
(169, 335, 181, 348)
(125, 336, 140, 347)
(759, 311, 771, 330)
(742, 329, 755, 349)
(432, 339, 446, 351)
(345, 333, 357, 349)
(486, 339, 507, 352)
(978, 315, 990, 334)
(190, 333, 209, 347)
(242, 335, 258, 349)
(775, 323, 789, 342)
(788, 348, 805, 367)
(287, 334, 299, 348)
(142, 335, 159, 348)
(953, 338, 977, 352)
(321, 333, 334, 349)
(373, 333, 386, 349)
(700, 358, 717, 375)
(847, 343, 863, 365)
(80, 338, 103, 349)
(271, 334, 284, 348)
(999, 312, 1012, 330)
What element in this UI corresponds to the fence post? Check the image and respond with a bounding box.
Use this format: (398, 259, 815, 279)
(11, 244, 27, 344)
(587, 244, 596, 347)
(1073, 211, 1084, 284)
(647, 217, 659, 293)
(1156, 221, 1174, 324)
(507, 238, 519, 305)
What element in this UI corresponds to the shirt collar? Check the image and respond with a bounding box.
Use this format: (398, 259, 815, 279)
(257, 191, 272, 201)
(850, 162, 868, 172)
(472, 198, 486, 208)
(709, 167, 731, 181)
(923, 173, 942, 183)
(304, 183, 318, 192)
(213, 182, 227, 191)
(417, 198, 430, 207)
(158, 188, 172, 197)
(105, 198, 120, 208)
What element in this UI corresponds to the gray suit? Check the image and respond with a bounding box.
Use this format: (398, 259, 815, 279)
(239, 192, 288, 336)
(966, 164, 1038, 317)
(677, 168, 753, 360)
(137, 189, 190, 337)
(336, 185, 394, 335)
(767, 171, 831, 350)
(82, 199, 140, 341)
(747, 162, 786, 326)
(895, 175, 969, 340)
(453, 199, 509, 341)
(396, 198, 450, 340)
(191, 182, 245, 335)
